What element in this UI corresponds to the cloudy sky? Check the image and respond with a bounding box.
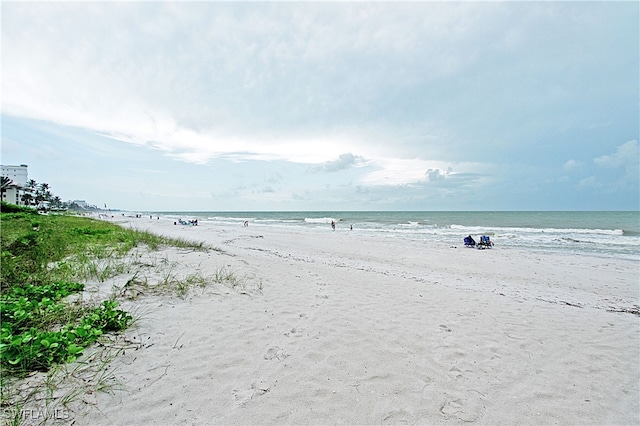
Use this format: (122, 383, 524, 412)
(2, 1, 638, 211)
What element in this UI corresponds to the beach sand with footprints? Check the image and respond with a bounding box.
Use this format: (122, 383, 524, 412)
(61, 216, 640, 425)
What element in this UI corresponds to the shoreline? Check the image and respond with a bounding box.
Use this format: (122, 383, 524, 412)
(106, 210, 640, 262)
(67, 215, 640, 424)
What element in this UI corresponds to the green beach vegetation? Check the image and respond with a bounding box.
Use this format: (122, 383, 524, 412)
(0, 201, 211, 377)
(1, 201, 256, 423)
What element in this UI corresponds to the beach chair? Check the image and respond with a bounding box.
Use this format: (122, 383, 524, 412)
(477, 235, 493, 249)
(463, 235, 476, 247)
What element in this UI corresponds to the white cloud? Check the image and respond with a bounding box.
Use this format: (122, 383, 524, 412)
(594, 140, 639, 180)
(578, 176, 598, 189)
(0, 1, 534, 171)
(594, 140, 638, 168)
(359, 159, 478, 187)
(563, 159, 582, 171)
(425, 167, 452, 182)
(359, 158, 433, 186)
(315, 153, 366, 172)
(2, 2, 637, 210)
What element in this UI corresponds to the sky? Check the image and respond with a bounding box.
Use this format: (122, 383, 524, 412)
(1, 1, 638, 212)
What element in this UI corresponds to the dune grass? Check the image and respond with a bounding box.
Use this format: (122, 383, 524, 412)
(1, 207, 211, 376)
(0, 205, 253, 423)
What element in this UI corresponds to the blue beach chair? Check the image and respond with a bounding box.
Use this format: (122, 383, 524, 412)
(477, 235, 493, 249)
(463, 235, 476, 247)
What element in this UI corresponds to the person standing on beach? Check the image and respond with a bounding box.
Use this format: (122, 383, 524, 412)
(331, 220, 336, 230)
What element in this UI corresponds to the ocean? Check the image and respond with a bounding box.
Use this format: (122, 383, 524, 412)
(146, 211, 640, 260)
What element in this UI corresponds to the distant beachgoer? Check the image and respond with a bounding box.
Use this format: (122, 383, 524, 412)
(350, 224, 353, 230)
(331, 220, 335, 230)
(243, 221, 249, 227)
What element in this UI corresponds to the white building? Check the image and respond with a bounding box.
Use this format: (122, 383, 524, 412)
(1, 164, 29, 186)
(1, 164, 29, 205)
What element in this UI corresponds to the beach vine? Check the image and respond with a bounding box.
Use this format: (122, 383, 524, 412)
(0, 202, 212, 423)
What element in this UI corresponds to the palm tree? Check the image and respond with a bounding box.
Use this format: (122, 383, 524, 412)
(36, 183, 57, 210)
(35, 183, 52, 209)
(26, 179, 37, 192)
(50, 195, 63, 210)
(1, 176, 13, 200)
(21, 192, 34, 206)
(23, 179, 37, 206)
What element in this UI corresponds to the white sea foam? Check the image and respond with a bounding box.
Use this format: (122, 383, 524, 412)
(450, 224, 624, 236)
(143, 211, 639, 260)
(304, 217, 337, 224)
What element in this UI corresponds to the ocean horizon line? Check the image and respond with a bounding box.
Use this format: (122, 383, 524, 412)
(136, 209, 639, 213)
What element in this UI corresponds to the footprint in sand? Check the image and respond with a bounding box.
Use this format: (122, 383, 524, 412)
(232, 387, 255, 407)
(448, 365, 464, 379)
(381, 409, 410, 424)
(439, 390, 486, 422)
(264, 346, 290, 361)
(233, 380, 271, 407)
(284, 327, 304, 337)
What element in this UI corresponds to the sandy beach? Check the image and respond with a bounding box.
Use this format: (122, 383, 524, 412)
(53, 216, 640, 425)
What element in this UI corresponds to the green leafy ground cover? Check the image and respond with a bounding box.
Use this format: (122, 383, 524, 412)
(1, 204, 259, 424)
(0, 203, 205, 377)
